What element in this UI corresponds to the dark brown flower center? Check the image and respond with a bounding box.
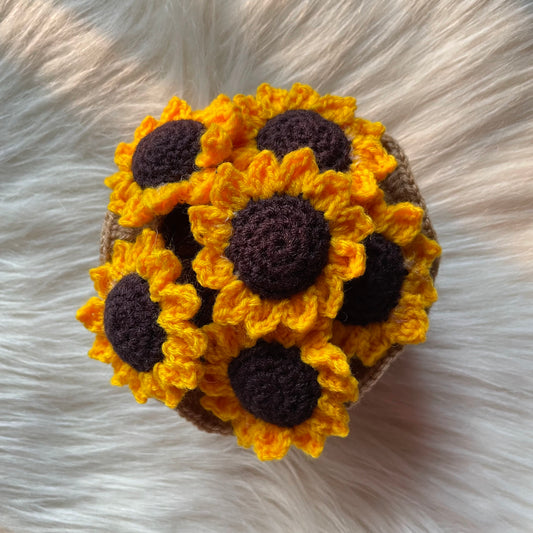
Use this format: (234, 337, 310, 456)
(338, 234, 407, 326)
(131, 120, 205, 188)
(103, 273, 166, 372)
(257, 109, 352, 172)
(228, 341, 321, 427)
(226, 195, 331, 300)
(160, 204, 216, 327)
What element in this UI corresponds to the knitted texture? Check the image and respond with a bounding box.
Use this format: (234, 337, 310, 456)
(179, 261, 218, 328)
(131, 120, 205, 188)
(176, 388, 233, 435)
(105, 94, 243, 228)
(85, 84, 441, 459)
(190, 148, 373, 339)
(256, 109, 352, 172)
(160, 203, 202, 261)
(225, 195, 331, 300)
(231, 83, 396, 181)
(159, 204, 217, 327)
(331, 196, 441, 367)
(77, 229, 207, 407)
(199, 323, 357, 460)
(338, 234, 407, 326)
(103, 273, 166, 373)
(227, 341, 321, 427)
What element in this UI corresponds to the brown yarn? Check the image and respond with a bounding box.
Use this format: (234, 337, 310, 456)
(356, 134, 440, 398)
(176, 388, 233, 434)
(99, 134, 439, 434)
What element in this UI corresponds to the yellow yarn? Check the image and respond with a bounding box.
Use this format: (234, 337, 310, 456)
(79, 83, 442, 461)
(231, 82, 397, 180)
(332, 232, 441, 366)
(199, 321, 357, 461)
(189, 148, 374, 339)
(76, 229, 207, 408)
(105, 95, 242, 228)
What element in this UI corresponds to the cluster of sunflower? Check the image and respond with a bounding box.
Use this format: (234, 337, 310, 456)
(77, 84, 440, 461)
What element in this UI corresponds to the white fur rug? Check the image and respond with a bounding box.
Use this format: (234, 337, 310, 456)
(1, 1, 532, 531)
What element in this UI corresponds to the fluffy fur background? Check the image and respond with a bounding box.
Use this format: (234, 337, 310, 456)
(1, 1, 532, 531)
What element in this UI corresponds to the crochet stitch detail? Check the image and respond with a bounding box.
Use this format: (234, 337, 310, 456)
(103, 273, 166, 372)
(160, 203, 202, 261)
(179, 260, 218, 328)
(131, 120, 205, 188)
(257, 109, 351, 172)
(189, 148, 373, 339)
(199, 323, 357, 460)
(105, 94, 239, 227)
(227, 341, 321, 427)
(226, 195, 331, 300)
(159, 204, 216, 327)
(338, 233, 407, 326)
(86, 86, 442, 460)
(76, 229, 207, 408)
(231, 83, 396, 181)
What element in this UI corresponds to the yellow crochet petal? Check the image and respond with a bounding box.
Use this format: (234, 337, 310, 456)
(282, 290, 319, 333)
(349, 167, 380, 204)
(244, 301, 282, 339)
(159, 96, 193, 122)
(210, 163, 249, 211)
(213, 281, 258, 325)
(196, 124, 232, 167)
(201, 394, 242, 421)
(231, 145, 262, 172)
(311, 94, 357, 126)
(140, 181, 191, 217)
(117, 195, 154, 228)
(286, 83, 320, 110)
(193, 247, 235, 289)
(256, 83, 288, 118)
(234, 417, 293, 461)
(154, 357, 201, 391)
(328, 239, 366, 281)
(158, 283, 201, 324)
(88, 334, 114, 364)
(302, 170, 351, 220)
(188, 168, 216, 205)
(89, 264, 115, 298)
(329, 205, 373, 242)
(113, 143, 135, 171)
(133, 115, 158, 142)
(315, 274, 344, 318)
(373, 202, 424, 246)
(245, 150, 281, 198)
(292, 427, 327, 458)
(76, 297, 104, 333)
(189, 205, 233, 248)
(138, 250, 182, 290)
(386, 299, 429, 345)
(282, 148, 316, 196)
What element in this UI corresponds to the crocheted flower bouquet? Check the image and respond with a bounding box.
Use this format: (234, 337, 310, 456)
(77, 84, 440, 461)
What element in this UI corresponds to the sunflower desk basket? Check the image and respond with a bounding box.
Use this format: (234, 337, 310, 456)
(77, 84, 440, 461)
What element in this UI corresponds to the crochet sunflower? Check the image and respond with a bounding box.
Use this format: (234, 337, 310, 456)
(76, 229, 207, 408)
(199, 322, 357, 460)
(331, 172, 441, 367)
(106, 94, 243, 228)
(231, 82, 396, 181)
(332, 224, 441, 367)
(79, 84, 441, 461)
(189, 148, 374, 338)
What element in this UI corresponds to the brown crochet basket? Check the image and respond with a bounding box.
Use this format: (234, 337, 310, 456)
(99, 134, 439, 436)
